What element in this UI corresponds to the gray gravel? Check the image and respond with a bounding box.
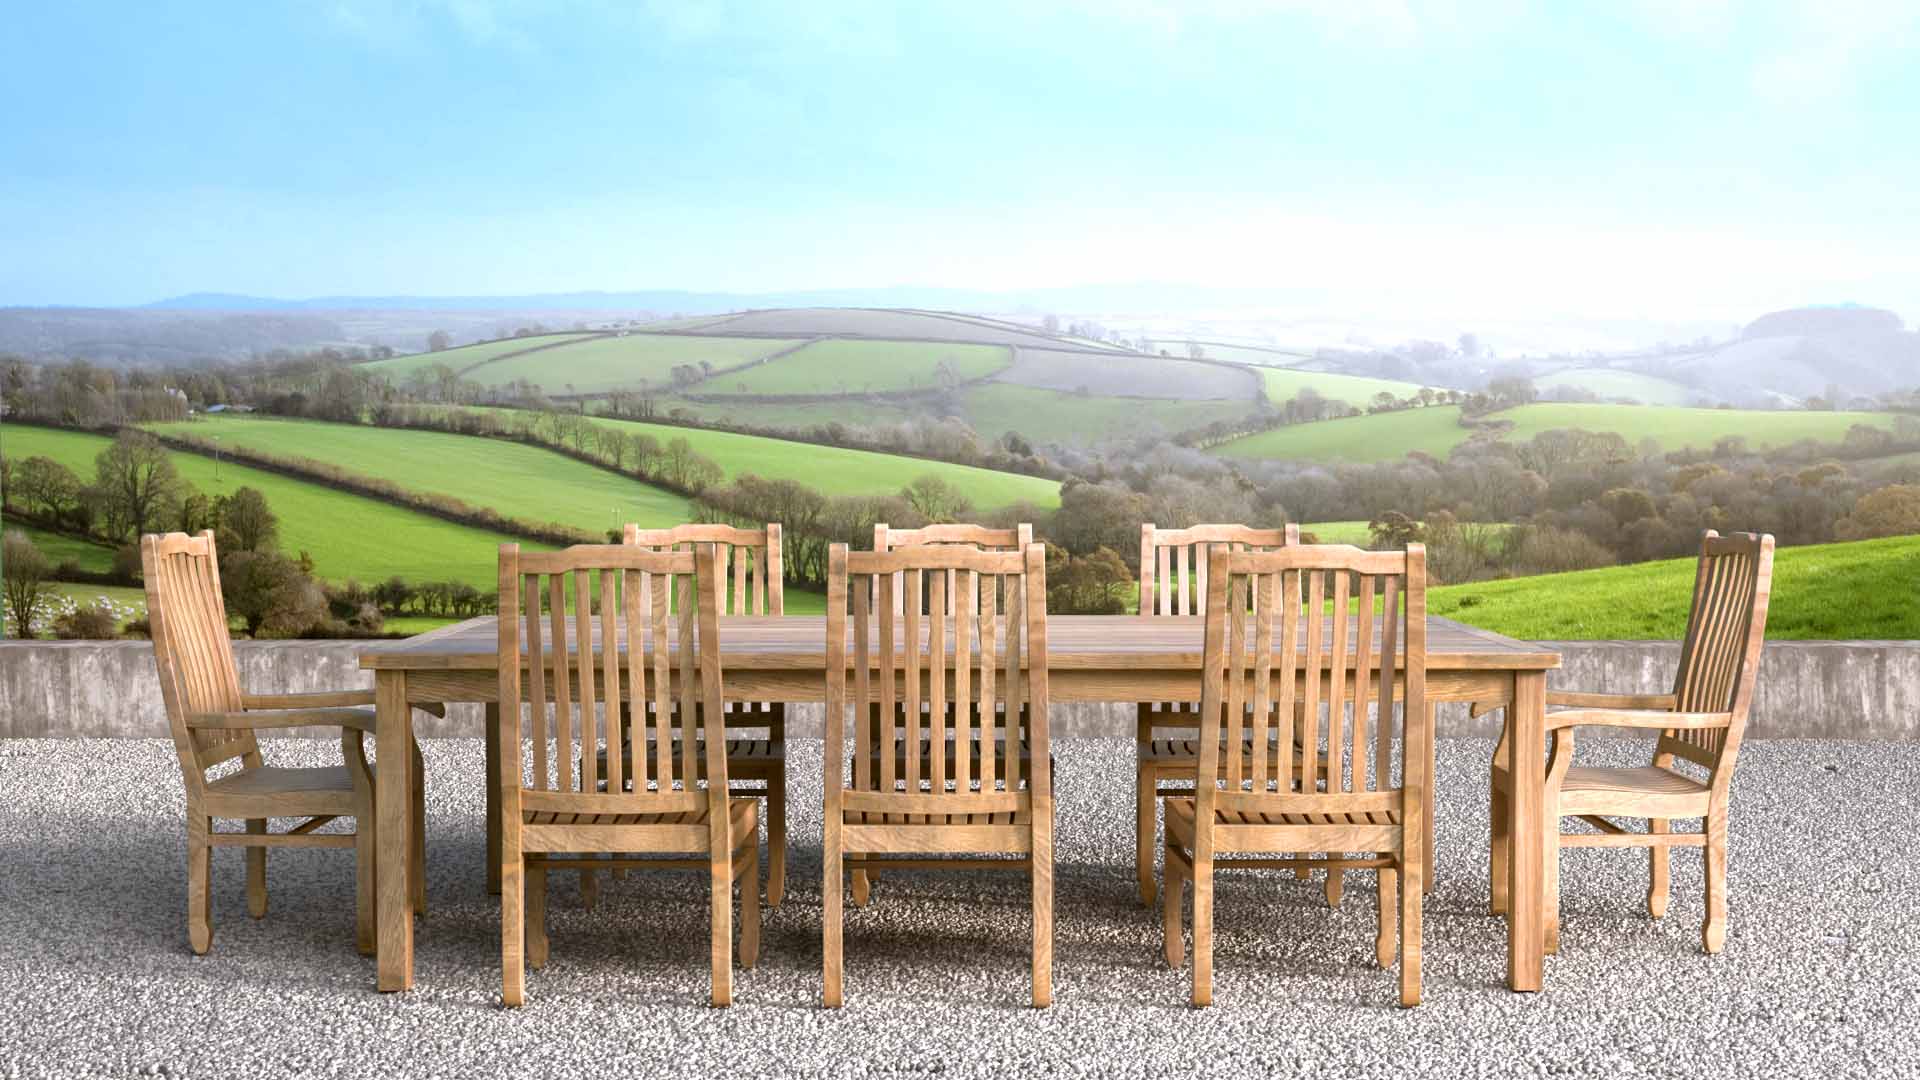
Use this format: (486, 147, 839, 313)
(2, 736, 1916, 1079)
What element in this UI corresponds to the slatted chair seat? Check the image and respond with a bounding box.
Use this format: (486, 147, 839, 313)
(1166, 796, 1402, 834)
(1134, 523, 1303, 907)
(497, 541, 758, 1008)
(143, 530, 435, 959)
(1142, 737, 1327, 766)
(522, 797, 758, 831)
(1485, 530, 1773, 959)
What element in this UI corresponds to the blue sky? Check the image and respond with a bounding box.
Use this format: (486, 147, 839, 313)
(3, 1, 1917, 319)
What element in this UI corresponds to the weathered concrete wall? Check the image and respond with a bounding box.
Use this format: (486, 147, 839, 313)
(1, 639, 1915, 741)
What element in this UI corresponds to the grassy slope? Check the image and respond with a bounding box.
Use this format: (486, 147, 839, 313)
(361, 333, 595, 379)
(1217, 402, 1898, 462)
(1494, 404, 1895, 451)
(524, 411, 1062, 508)
(958, 383, 1251, 446)
(1215, 406, 1466, 463)
(1259, 367, 1433, 409)
(145, 415, 692, 534)
(474, 333, 801, 393)
(2, 516, 117, 573)
(723, 339, 1009, 395)
(1534, 369, 1696, 406)
(1433, 534, 1920, 640)
(3, 425, 520, 588)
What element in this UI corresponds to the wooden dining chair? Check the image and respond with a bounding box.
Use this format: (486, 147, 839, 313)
(822, 542, 1054, 1008)
(497, 541, 760, 1008)
(1163, 543, 1428, 1007)
(142, 530, 435, 957)
(1134, 523, 1309, 906)
(872, 521, 1033, 613)
(1488, 530, 1773, 957)
(590, 523, 787, 908)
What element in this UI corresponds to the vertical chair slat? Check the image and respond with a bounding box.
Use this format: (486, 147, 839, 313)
(675, 573, 698, 791)
(953, 570, 973, 799)
(1301, 571, 1325, 796)
(1224, 572, 1247, 795)
(575, 570, 597, 796)
(1156, 545, 1171, 616)
(928, 571, 948, 808)
(1329, 571, 1351, 793)
(599, 570, 619, 796)
(978, 573, 999, 797)
(1176, 543, 1191, 617)
(877, 572, 897, 797)
(526, 577, 547, 791)
(1250, 565, 1275, 793)
(904, 570, 924, 797)
(1376, 576, 1401, 792)
(650, 572, 673, 794)
(1353, 576, 1376, 791)
(1004, 570, 1022, 797)
(1276, 566, 1300, 792)
(852, 567, 872, 797)
(548, 575, 572, 794)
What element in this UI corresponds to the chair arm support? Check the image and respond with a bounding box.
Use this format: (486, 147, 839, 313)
(190, 707, 377, 732)
(1545, 708, 1732, 732)
(1546, 690, 1677, 710)
(241, 691, 446, 718)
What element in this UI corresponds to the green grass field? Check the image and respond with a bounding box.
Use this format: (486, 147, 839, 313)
(362, 333, 596, 380)
(1534, 369, 1696, 406)
(722, 339, 1009, 395)
(1259, 367, 1433, 409)
(4, 425, 521, 588)
(145, 415, 693, 536)
(473, 333, 801, 393)
(1493, 404, 1896, 451)
(1216, 402, 1899, 463)
(535, 412, 1062, 508)
(2, 516, 118, 573)
(1433, 534, 1920, 640)
(1215, 405, 1467, 463)
(958, 384, 1252, 446)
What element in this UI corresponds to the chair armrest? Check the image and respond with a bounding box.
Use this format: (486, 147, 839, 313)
(1545, 708, 1731, 733)
(1546, 690, 1677, 710)
(241, 691, 446, 718)
(189, 707, 377, 732)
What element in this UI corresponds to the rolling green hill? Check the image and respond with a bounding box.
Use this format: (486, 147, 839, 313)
(146, 414, 694, 533)
(2, 516, 118, 574)
(1433, 534, 1920, 640)
(363, 333, 595, 380)
(554, 411, 1062, 507)
(956, 384, 1252, 446)
(474, 333, 800, 393)
(1214, 402, 1899, 463)
(1214, 406, 1467, 463)
(721, 339, 1009, 395)
(4, 425, 520, 588)
(1259, 367, 1433, 409)
(1534, 368, 1696, 406)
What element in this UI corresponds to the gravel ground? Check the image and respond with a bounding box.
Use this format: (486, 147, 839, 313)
(2, 736, 1916, 1079)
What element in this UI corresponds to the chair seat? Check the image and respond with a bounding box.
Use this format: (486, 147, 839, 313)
(1164, 796, 1401, 846)
(1494, 762, 1711, 816)
(524, 795, 758, 832)
(208, 764, 357, 798)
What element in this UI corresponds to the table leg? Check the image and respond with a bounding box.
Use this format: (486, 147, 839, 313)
(485, 702, 502, 896)
(376, 670, 415, 992)
(1507, 670, 1545, 992)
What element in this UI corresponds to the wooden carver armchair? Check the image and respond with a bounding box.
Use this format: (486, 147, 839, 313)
(1135, 523, 1325, 906)
(1163, 543, 1429, 1007)
(497, 542, 758, 1007)
(141, 531, 438, 956)
(1489, 530, 1774, 956)
(822, 542, 1054, 1007)
(586, 522, 788, 908)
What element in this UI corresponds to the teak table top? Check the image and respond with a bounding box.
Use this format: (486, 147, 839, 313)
(361, 613, 1560, 674)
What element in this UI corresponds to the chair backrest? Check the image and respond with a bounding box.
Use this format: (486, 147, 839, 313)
(1662, 530, 1774, 785)
(826, 543, 1050, 818)
(1196, 543, 1427, 822)
(497, 543, 726, 813)
(624, 522, 783, 615)
(141, 530, 255, 786)
(873, 522, 1032, 615)
(1140, 523, 1300, 617)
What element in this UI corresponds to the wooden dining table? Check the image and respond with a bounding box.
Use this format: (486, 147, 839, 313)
(359, 613, 1559, 995)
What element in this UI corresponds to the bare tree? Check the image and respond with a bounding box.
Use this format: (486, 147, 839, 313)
(3, 531, 52, 638)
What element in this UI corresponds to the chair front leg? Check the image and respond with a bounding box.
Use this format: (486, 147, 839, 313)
(501, 853, 525, 1007)
(737, 841, 761, 969)
(1376, 864, 1398, 969)
(1031, 799, 1054, 1009)
(1703, 810, 1728, 953)
(527, 864, 549, 970)
(1191, 850, 1214, 1008)
(709, 837, 734, 1007)
(823, 813, 845, 1008)
(767, 768, 788, 909)
(1162, 841, 1186, 969)
(187, 813, 213, 954)
(245, 819, 268, 918)
(1489, 779, 1510, 915)
(409, 737, 426, 917)
(346, 729, 377, 956)
(1136, 765, 1157, 906)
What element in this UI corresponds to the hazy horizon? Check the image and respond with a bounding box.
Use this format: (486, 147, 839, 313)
(6, 2, 1919, 323)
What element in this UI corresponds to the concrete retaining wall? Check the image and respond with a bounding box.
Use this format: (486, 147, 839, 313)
(1, 638, 1914, 741)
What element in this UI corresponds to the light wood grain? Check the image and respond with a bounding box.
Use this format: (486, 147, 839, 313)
(1161, 542, 1428, 1008)
(141, 530, 434, 963)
